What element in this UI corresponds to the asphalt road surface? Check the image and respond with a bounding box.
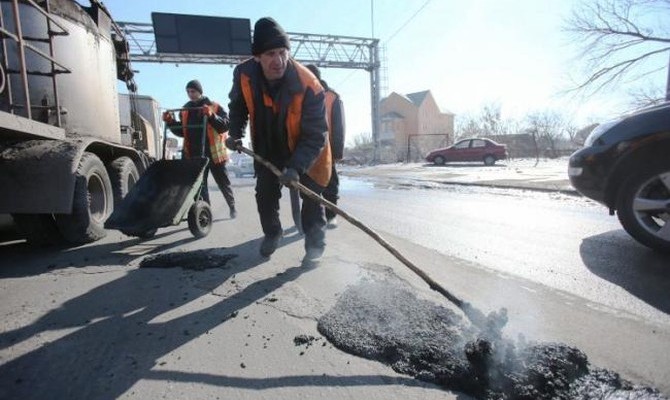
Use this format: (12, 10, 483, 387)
(338, 177, 670, 323)
(0, 175, 668, 399)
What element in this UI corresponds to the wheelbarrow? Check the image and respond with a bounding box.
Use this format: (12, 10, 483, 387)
(105, 108, 213, 239)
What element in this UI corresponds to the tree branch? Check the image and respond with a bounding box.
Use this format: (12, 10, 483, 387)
(564, 0, 670, 97)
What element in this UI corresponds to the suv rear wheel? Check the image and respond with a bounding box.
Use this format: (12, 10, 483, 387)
(616, 161, 670, 253)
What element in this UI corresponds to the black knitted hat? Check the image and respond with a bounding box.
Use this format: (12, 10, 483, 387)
(305, 64, 321, 80)
(252, 17, 290, 55)
(186, 79, 202, 94)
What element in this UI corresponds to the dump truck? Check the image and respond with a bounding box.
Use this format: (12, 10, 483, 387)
(0, 0, 161, 245)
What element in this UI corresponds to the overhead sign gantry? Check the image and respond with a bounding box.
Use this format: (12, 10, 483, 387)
(117, 15, 382, 160)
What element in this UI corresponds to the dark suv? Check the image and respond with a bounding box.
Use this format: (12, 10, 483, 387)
(568, 102, 670, 252)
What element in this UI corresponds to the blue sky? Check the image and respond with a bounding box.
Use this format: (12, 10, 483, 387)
(101, 0, 669, 145)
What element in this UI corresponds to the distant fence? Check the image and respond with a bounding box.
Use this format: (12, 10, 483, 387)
(405, 133, 450, 162)
(489, 134, 578, 159)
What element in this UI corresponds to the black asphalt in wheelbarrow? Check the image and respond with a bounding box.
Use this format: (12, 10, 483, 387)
(105, 157, 209, 237)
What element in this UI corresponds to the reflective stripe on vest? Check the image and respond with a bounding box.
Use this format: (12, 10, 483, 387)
(180, 104, 228, 164)
(324, 90, 336, 150)
(240, 63, 331, 186)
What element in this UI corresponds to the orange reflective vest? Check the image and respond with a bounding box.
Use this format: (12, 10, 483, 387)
(180, 103, 228, 164)
(239, 62, 331, 186)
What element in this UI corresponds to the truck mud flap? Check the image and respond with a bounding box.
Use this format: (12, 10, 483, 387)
(0, 140, 79, 213)
(105, 158, 208, 235)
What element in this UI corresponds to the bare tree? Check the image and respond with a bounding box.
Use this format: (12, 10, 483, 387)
(565, 0, 670, 101)
(455, 114, 485, 140)
(352, 131, 373, 148)
(565, 124, 579, 144)
(455, 103, 514, 140)
(629, 84, 667, 108)
(525, 111, 567, 159)
(480, 103, 508, 136)
(345, 132, 375, 164)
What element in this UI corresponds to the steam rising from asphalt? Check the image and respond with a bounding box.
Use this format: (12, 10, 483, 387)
(317, 278, 667, 399)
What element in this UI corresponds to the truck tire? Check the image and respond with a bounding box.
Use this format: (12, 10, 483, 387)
(108, 156, 139, 207)
(55, 152, 113, 244)
(11, 214, 63, 246)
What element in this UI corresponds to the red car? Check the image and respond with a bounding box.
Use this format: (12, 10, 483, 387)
(426, 138, 507, 166)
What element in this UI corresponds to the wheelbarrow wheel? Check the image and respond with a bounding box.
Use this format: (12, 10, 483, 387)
(188, 200, 212, 238)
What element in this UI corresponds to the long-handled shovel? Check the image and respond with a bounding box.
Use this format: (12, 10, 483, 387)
(237, 146, 504, 331)
(289, 188, 303, 234)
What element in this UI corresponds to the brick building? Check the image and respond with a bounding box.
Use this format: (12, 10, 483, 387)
(380, 90, 454, 162)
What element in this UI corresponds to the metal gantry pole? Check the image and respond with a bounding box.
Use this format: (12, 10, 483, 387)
(369, 40, 381, 163)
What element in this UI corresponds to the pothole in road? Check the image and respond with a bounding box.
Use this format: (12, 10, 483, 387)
(317, 277, 666, 399)
(139, 249, 237, 270)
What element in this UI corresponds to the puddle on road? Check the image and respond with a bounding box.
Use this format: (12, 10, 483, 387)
(340, 176, 592, 206)
(317, 277, 667, 399)
(139, 249, 237, 270)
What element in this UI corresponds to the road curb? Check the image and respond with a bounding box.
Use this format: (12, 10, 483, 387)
(433, 180, 581, 196)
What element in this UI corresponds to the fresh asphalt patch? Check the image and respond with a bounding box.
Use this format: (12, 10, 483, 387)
(317, 276, 667, 399)
(139, 249, 237, 270)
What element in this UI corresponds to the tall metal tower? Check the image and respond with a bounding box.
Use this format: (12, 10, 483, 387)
(117, 21, 381, 160)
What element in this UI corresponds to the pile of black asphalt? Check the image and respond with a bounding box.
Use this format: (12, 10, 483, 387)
(317, 277, 667, 400)
(139, 249, 236, 271)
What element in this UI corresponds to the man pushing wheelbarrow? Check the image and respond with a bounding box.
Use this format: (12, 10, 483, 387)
(163, 79, 237, 219)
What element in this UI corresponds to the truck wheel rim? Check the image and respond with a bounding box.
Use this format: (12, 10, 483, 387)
(632, 170, 670, 241)
(88, 172, 108, 223)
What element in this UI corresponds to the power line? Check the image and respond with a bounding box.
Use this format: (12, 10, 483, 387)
(336, 0, 432, 88)
(384, 0, 432, 45)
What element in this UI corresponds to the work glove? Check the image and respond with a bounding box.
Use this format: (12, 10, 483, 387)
(279, 167, 299, 187)
(202, 105, 213, 118)
(162, 111, 174, 123)
(225, 136, 243, 152)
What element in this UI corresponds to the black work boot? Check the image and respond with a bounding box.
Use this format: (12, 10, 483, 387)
(260, 233, 282, 257)
(304, 245, 325, 262)
(303, 233, 325, 262)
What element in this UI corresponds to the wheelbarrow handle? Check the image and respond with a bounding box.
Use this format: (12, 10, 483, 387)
(163, 107, 209, 113)
(236, 146, 478, 318)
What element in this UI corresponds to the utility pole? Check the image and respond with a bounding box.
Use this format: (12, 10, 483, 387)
(666, 51, 670, 101)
